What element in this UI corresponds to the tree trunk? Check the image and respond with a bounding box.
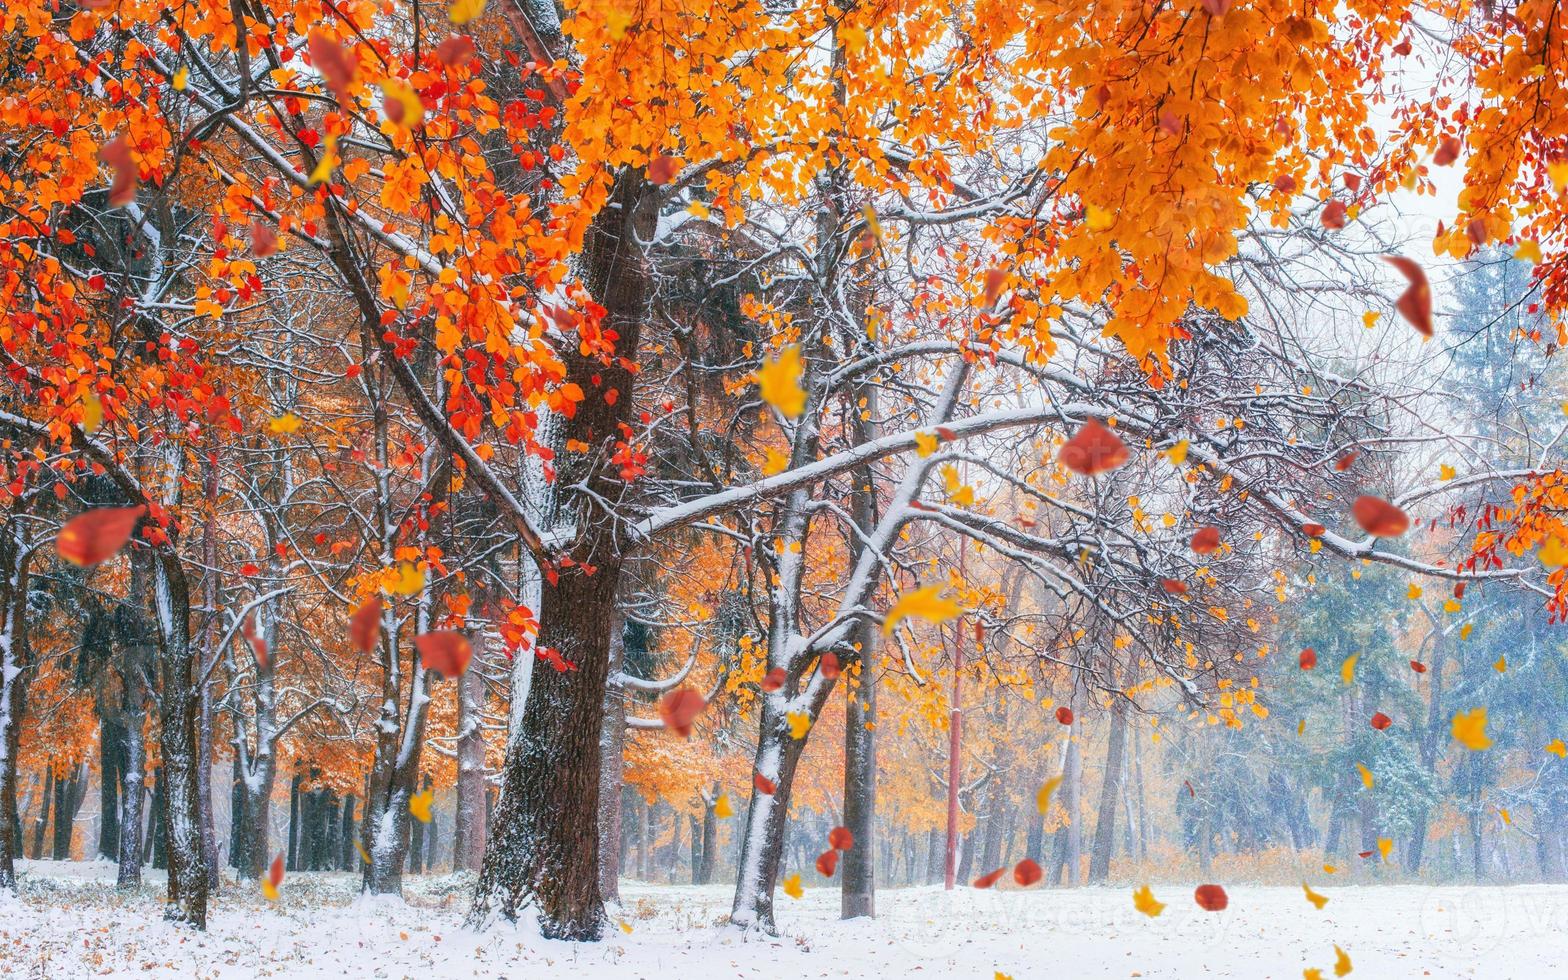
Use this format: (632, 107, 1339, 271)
(468, 169, 652, 941)
(286, 771, 302, 872)
(117, 667, 147, 889)
(152, 554, 208, 927)
(699, 788, 718, 885)
(98, 716, 124, 862)
(29, 767, 51, 860)
(1089, 692, 1128, 883)
(597, 611, 628, 901)
(1062, 693, 1083, 886)
(0, 520, 31, 893)
(454, 637, 488, 873)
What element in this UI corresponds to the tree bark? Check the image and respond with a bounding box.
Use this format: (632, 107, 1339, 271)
(98, 716, 124, 862)
(1089, 691, 1128, 883)
(0, 518, 33, 894)
(116, 660, 147, 890)
(596, 611, 628, 901)
(840, 376, 879, 919)
(454, 636, 488, 872)
(153, 553, 209, 927)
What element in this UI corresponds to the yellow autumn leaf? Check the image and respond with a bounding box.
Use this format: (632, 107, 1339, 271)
(82, 392, 103, 433)
(1036, 775, 1063, 815)
(1547, 739, 1567, 758)
(1460, 623, 1474, 640)
(173, 67, 189, 91)
(915, 430, 939, 458)
(382, 81, 425, 127)
(389, 561, 424, 596)
(1407, 583, 1423, 599)
(1334, 944, 1352, 976)
(757, 346, 806, 418)
(1132, 884, 1165, 917)
(1298, 719, 1306, 736)
(1494, 655, 1507, 673)
(308, 135, 338, 186)
(448, 0, 485, 24)
(1362, 311, 1379, 329)
(354, 839, 371, 865)
(882, 584, 961, 636)
(940, 463, 975, 506)
(1500, 807, 1512, 825)
(1550, 160, 1568, 194)
(782, 872, 803, 899)
(1517, 240, 1543, 264)
(1086, 204, 1115, 231)
(1305, 970, 1323, 980)
(1303, 883, 1328, 910)
(1356, 763, 1373, 789)
(1323, 864, 1337, 874)
(762, 446, 789, 476)
(605, 7, 634, 38)
(1539, 536, 1568, 568)
(261, 880, 279, 901)
(713, 793, 734, 818)
(409, 789, 433, 823)
(1165, 439, 1189, 465)
(619, 920, 634, 933)
(1340, 654, 1358, 686)
(1444, 599, 1462, 613)
(1376, 837, 1392, 862)
(269, 412, 303, 435)
(787, 711, 811, 739)
(1452, 707, 1492, 751)
(1439, 464, 1455, 480)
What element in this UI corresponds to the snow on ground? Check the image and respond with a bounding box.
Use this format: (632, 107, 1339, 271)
(3, 860, 1567, 978)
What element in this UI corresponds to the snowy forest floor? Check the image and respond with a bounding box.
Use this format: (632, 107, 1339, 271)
(3, 861, 1567, 978)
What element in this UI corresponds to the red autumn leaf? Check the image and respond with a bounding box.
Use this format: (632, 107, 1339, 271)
(307, 29, 355, 102)
(815, 850, 839, 877)
(1335, 452, 1358, 471)
(1344, 173, 1363, 193)
(1190, 526, 1221, 554)
(1055, 706, 1074, 725)
(658, 687, 706, 738)
(1013, 858, 1043, 887)
(1300, 647, 1317, 670)
(350, 597, 382, 654)
(1199, 0, 1231, 15)
(251, 219, 278, 257)
(57, 505, 145, 567)
(1358, 850, 1375, 858)
(1184, 780, 1196, 797)
(1383, 256, 1433, 337)
(1059, 418, 1128, 476)
(972, 867, 1007, 889)
(760, 667, 787, 692)
(242, 615, 269, 671)
(1161, 578, 1188, 594)
(268, 853, 284, 889)
(1352, 495, 1410, 537)
(819, 652, 840, 680)
(753, 772, 776, 795)
(100, 134, 137, 207)
(1410, 660, 1428, 674)
(1392, 37, 1412, 55)
(647, 154, 679, 184)
(1320, 199, 1348, 230)
(1157, 109, 1184, 136)
(983, 267, 1007, 305)
(828, 826, 854, 851)
(415, 630, 473, 677)
(1272, 174, 1297, 195)
(1434, 136, 1462, 166)
(1302, 522, 1326, 537)
(1453, 582, 1466, 599)
(436, 35, 477, 66)
(1370, 712, 1393, 730)
(935, 426, 958, 441)
(1194, 884, 1229, 911)
(240, 562, 260, 576)
(1466, 218, 1488, 247)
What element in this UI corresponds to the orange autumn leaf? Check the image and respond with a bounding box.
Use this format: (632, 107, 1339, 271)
(753, 772, 777, 796)
(1351, 495, 1409, 537)
(658, 687, 706, 738)
(828, 826, 854, 851)
(350, 597, 382, 654)
(1013, 859, 1043, 887)
(972, 867, 1007, 889)
(261, 853, 284, 900)
(1383, 256, 1433, 337)
(1300, 647, 1318, 670)
(435, 35, 476, 66)
(307, 29, 355, 102)
(1193, 883, 1229, 911)
(819, 652, 840, 680)
(815, 849, 839, 877)
(57, 506, 145, 567)
(1055, 706, 1074, 725)
(415, 630, 473, 677)
(647, 154, 680, 185)
(1190, 526, 1222, 554)
(759, 667, 786, 693)
(251, 219, 278, 258)
(1058, 418, 1128, 476)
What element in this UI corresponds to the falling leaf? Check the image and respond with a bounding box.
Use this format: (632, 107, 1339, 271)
(1517, 240, 1543, 264)
(829, 826, 854, 850)
(882, 584, 961, 636)
(251, 219, 278, 257)
(1439, 464, 1456, 481)
(605, 6, 634, 38)
(1407, 583, 1423, 600)
(1383, 257, 1433, 337)
(1302, 523, 1326, 537)
(1193, 884, 1228, 911)
(819, 652, 840, 679)
(382, 81, 425, 127)
(1356, 763, 1374, 790)
(173, 67, 189, 91)
(1199, 0, 1231, 16)
(1377, 838, 1392, 862)
(1461, 623, 1474, 640)
(782, 873, 802, 899)
(269, 412, 303, 435)
(1410, 660, 1427, 673)
(1334, 452, 1358, 471)
(786, 711, 812, 739)
(1055, 706, 1074, 725)
(659, 688, 707, 737)
(1132, 884, 1166, 917)
(714, 794, 734, 818)
(82, 392, 103, 433)
(100, 134, 137, 207)
(1547, 739, 1566, 759)
(816, 850, 839, 877)
(350, 597, 382, 654)
(647, 153, 680, 185)
(1303, 883, 1329, 910)
(1370, 712, 1392, 731)
(1434, 136, 1462, 165)
(261, 854, 284, 901)
(1085, 205, 1116, 231)
(242, 616, 269, 670)
(619, 920, 633, 934)
(1013, 859, 1042, 887)
(1300, 648, 1318, 670)
(1500, 808, 1512, 825)
(754, 772, 776, 795)
(1538, 537, 1568, 568)
(1324, 864, 1338, 874)
(1351, 496, 1409, 537)
(982, 267, 1008, 305)
(435, 34, 477, 66)
(915, 431, 940, 458)
(448, 0, 485, 24)
(757, 346, 807, 418)
(1452, 707, 1492, 750)
(1298, 719, 1306, 736)
(1306, 971, 1324, 980)
(1059, 418, 1128, 476)
(416, 631, 472, 678)
(762, 446, 789, 476)
(1190, 526, 1222, 554)
(760, 667, 787, 692)
(1340, 654, 1358, 686)
(1550, 160, 1568, 194)
(1362, 311, 1379, 329)
(1161, 578, 1188, 594)
(1493, 655, 1507, 673)
(1321, 200, 1348, 230)
(57, 506, 145, 567)
(307, 29, 356, 102)
(389, 561, 424, 595)
(972, 868, 1007, 888)
(354, 839, 371, 865)
(1165, 440, 1189, 465)
(1036, 775, 1063, 815)
(1334, 945, 1352, 976)
(409, 789, 433, 823)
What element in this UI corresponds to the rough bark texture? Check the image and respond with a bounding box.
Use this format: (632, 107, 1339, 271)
(596, 612, 628, 901)
(840, 375, 878, 920)
(469, 170, 652, 940)
(453, 635, 488, 872)
(153, 553, 209, 928)
(0, 519, 32, 894)
(1089, 691, 1128, 883)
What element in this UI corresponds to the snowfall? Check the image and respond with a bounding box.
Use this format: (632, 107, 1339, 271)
(2, 861, 1566, 978)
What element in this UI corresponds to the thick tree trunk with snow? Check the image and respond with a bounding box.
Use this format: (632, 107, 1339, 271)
(153, 554, 209, 928)
(454, 635, 488, 873)
(0, 520, 32, 895)
(842, 627, 877, 918)
(596, 612, 628, 901)
(116, 649, 148, 890)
